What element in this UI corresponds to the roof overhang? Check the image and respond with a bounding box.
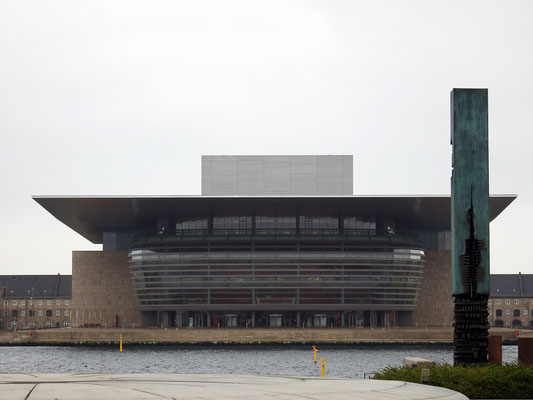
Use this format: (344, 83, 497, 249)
(33, 195, 517, 244)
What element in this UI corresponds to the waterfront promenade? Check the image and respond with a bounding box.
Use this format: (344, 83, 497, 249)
(0, 327, 527, 345)
(0, 373, 468, 399)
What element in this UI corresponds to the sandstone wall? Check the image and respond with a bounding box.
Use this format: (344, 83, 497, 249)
(412, 250, 454, 327)
(72, 251, 141, 328)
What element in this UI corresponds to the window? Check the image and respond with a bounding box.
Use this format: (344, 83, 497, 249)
(56, 300, 60, 306)
(524, 309, 529, 315)
(505, 300, 510, 305)
(175, 218, 208, 234)
(38, 300, 43, 306)
(496, 309, 503, 317)
(21, 300, 26, 306)
(505, 310, 510, 315)
(300, 216, 340, 234)
(63, 320, 70, 328)
(64, 310, 69, 316)
(515, 299, 520, 305)
(28, 321, 34, 328)
(11, 310, 18, 318)
(514, 309, 520, 317)
(46, 310, 52, 317)
(12, 300, 17, 306)
(64, 300, 69, 306)
(46, 320, 53, 328)
(29, 310, 34, 317)
(29, 300, 33, 306)
(38, 310, 43, 316)
(343, 216, 376, 231)
(21, 310, 26, 317)
(11, 320, 17, 328)
(488, 299, 492, 305)
(56, 310, 60, 316)
(213, 216, 252, 234)
(488, 309, 492, 314)
(255, 216, 297, 234)
(47, 300, 52, 305)
(497, 300, 501, 305)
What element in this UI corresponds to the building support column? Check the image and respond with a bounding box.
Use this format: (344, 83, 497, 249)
(370, 311, 376, 328)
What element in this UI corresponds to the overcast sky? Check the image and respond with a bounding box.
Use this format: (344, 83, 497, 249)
(1, 0, 531, 275)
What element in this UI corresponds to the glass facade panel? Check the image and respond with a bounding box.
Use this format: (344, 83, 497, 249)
(129, 235, 425, 310)
(417, 230, 451, 250)
(255, 216, 296, 234)
(175, 218, 208, 235)
(213, 216, 252, 235)
(300, 216, 339, 234)
(343, 217, 376, 233)
(103, 232, 136, 251)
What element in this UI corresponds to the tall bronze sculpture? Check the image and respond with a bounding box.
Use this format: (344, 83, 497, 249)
(451, 88, 490, 365)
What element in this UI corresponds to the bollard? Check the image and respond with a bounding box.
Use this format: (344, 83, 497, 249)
(518, 337, 533, 365)
(119, 333, 123, 353)
(421, 368, 430, 384)
(319, 358, 327, 377)
(488, 336, 502, 365)
(313, 345, 317, 363)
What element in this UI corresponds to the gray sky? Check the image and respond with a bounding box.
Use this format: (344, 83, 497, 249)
(1, 0, 531, 275)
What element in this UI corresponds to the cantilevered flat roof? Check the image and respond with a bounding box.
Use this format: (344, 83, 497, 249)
(33, 195, 516, 244)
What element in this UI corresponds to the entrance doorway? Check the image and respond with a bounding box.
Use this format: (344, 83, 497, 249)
(225, 314, 237, 327)
(313, 314, 326, 327)
(269, 314, 282, 327)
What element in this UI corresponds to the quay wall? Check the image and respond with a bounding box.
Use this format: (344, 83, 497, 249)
(0, 327, 528, 346)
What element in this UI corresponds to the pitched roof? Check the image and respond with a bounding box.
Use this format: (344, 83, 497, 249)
(0, 274, 71, 298)
(490, 273, 533, 297)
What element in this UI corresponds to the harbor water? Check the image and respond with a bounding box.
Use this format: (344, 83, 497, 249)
(0, 345, 519, 378)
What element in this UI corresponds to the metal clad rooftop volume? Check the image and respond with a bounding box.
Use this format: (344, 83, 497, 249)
(201, 155, 353, 196)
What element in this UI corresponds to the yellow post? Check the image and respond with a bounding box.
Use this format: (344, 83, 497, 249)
(320, 357, 327, 377)
(313, 345, 317, 363)
(119, 333, 123, 352)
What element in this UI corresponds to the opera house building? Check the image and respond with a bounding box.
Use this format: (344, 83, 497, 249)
(33, 155, 515, 329)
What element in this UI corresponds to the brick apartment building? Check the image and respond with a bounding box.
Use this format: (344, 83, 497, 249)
(0, 274, 71, 330)
(488, 273, 533, 328)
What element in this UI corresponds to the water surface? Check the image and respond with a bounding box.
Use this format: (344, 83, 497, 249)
(0, 345, 518, 378)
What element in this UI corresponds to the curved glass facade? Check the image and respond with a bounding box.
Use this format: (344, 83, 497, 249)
(127, 215, 425, 327)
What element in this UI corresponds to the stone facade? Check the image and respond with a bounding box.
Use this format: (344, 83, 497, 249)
(488, 297, 533, 328)
(72, 251, 140, 328)
(412, 250, 453, 327)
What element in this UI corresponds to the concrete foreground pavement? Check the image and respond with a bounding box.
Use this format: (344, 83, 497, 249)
(0, 374, 468, 400)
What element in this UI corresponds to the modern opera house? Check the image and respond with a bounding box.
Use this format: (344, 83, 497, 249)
(34, 155, 515, 329)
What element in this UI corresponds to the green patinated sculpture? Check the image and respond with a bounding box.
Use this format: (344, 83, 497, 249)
(451, 88, 490, 296)
(451, 88, 490, 365)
